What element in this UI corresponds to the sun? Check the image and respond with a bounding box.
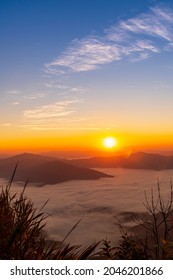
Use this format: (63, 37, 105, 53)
(103, 137, 117, 149)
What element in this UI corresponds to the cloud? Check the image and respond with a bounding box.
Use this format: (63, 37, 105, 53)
(20, 112, 110, 131)
(45, 82, 84, 96)
(1, 123, 12, 127)
(45, 83, 69, 90)
(23, 99, 81, 119)
(114, 6, 173, 41)
(45, 5, 173, 74)
(7, 90, 20, 95)
(24, 93, 46, 100)
(46, 38, 122, 73)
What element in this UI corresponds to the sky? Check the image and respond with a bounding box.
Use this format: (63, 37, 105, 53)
(1, 0, 173, 153)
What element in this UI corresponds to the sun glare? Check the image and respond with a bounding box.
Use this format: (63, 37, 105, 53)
(103, 137, 117, 149)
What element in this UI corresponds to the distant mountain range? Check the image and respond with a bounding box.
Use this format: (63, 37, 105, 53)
(67, 152, 173, 170)
(1, 151, 173, 186)
(0, 153, 113, 185)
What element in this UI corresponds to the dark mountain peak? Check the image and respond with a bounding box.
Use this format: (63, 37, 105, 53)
(0, 152, 113, 185)
(6, 152, 51, 160)
(1, 153, 56, 167)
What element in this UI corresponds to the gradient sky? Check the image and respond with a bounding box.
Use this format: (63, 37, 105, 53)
(1, 0, 173, 153)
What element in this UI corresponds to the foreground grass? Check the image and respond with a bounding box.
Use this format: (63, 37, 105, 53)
(0, 172, 173, 259)
(99, 181, 173, 260)
(0, 172, 98, 260)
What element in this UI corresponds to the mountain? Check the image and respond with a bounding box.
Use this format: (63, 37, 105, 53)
(0, 153, 113, 185)
(1, 151, 173, 186)
(41, 150, 96, 159)
(0, 153, 9, 159)
(66, 152, 173, 170)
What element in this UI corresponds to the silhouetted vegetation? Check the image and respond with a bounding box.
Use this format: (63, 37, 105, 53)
(0, 171, 98, 259)
(99, 181, 173, 259)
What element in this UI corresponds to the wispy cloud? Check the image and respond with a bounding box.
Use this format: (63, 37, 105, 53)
(7, 90, 20, 95)
(112, 6, 173, 41)
(45, 83, 69, 90)
(45, 5, 173, 74)
(1, 123, 12, 127)
(23, 99, 82, 119)
(24, 93, 46, 100)
(46, 38, 122, 73)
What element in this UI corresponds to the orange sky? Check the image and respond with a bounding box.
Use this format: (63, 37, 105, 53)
(1, 3, 173, 155)
(1, 124, 173, 155)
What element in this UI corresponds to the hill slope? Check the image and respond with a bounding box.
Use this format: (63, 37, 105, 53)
(67, 152, 173, 170)
(0, 153, 113, 185)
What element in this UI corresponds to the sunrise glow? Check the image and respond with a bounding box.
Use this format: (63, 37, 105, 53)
(0, 1, 173, 155)
(103, 137, 117, 149)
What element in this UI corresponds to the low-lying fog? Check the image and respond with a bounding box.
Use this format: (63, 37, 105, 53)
(1, 168, 173, 247)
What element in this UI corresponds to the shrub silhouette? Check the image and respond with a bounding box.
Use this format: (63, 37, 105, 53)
(99, 181, 173, 259)
(0, 172, 98, 259)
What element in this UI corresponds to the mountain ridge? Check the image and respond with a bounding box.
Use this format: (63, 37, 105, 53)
(66, 151, 173, 170)
(0, 153, 113, 185)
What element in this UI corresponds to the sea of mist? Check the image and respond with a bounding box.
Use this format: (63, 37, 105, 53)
(1, 168, 173, 247)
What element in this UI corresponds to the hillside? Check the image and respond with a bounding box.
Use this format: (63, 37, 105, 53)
(67, 152, 173, 170)
(0, 153, 8, 159)
(0, 153, 113, 185)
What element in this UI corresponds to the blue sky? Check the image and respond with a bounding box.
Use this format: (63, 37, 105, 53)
(1, 0, 173, 151)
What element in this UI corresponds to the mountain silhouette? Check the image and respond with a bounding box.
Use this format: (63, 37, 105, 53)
(67, 152, 173, 170)
(0, 153, 113, 185)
